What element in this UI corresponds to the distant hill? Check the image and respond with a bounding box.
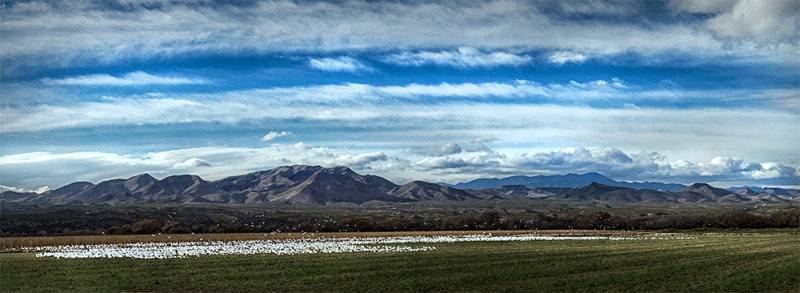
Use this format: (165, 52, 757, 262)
(488, 185, 570, 198)
(554, 182, 794, 204)
(389, 181, 485, 201)
(2, 165, 798, 206)
(442, 172, 687, 192)
(557, 182, 672, 203)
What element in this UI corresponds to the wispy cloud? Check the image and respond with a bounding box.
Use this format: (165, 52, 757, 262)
(41, 71, 205, 86)
(3, 79, 780, 132)
(4, 0, 796, 76)
(3, 82, 797, 167)
(548, 51, 589, 65)
(308, 57, 372, 72)
(384, 47, 532, 68)
(261, 131, 293, 142)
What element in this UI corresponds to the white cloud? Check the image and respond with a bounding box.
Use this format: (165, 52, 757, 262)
(261, 131, 293, 142)
(42, 71, 205, 86)
(308, 57, 372, 72)
(377, 81, 547, 98)
(548, 51, 589, 65)
(172, 157, 212, 169)
(334, 152, 389, 169)
(670, 0, 800, 44)
(384, 47, 532, 68)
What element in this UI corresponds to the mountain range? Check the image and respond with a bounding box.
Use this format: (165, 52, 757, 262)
(2, 165, 798, 206)
(441, 172, 688, 192)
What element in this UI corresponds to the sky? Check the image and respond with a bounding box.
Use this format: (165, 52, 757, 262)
(1, 0, 799, 192)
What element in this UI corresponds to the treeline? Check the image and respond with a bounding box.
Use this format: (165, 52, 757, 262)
(101, 209, 799, 235)
(2, 209, 798, 236)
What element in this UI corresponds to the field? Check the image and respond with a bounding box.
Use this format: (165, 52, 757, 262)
(1, 231, 798, 292)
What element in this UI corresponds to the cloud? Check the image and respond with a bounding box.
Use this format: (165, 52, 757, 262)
(0, 184, 50, 194)
(261, 131, 293, 142)
(172, 158, 212, 169)
(42, 71, 205, 86)
(409, 143, 463, 157)
(0, 79, 691, 132)
(0, 143, 394, 190)
(1, 144, 798, 190)
(334, 152, 389, 169)
(3, 0, 795, 76)
(471, 136, 498, 144)
(548, 51, 589, 65)
(670, 0, 800, 44)
(308, 57, 372, 72)
(416, 146, 800, 187)
(668, 0, 738, 13)
(2, 81, 797, 164)
(384, 47, 532, 68)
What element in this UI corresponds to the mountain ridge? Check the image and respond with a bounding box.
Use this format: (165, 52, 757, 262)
(441, 172, 687, 192)
(2, 165, 798, 206)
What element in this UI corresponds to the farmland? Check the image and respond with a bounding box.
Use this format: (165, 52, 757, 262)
(1, 231, 798, 292)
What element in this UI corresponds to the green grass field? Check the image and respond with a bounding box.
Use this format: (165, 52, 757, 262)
(1, 232, 798, 292)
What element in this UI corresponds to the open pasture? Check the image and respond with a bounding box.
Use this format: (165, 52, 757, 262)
(1, 231, 798, 292)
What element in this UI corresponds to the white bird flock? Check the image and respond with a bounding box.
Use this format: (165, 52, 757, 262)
(32, 234, 695, 259)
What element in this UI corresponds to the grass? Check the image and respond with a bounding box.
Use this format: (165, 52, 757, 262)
(1, 232, 798, 292)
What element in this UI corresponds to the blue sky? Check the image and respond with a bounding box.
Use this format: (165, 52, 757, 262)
(1, 0, 798, 192)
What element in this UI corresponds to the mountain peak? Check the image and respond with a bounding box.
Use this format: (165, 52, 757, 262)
(321, 165, 356, 176)
(582, 172, 605, 177)
(127, 173, 156, 181)
(680, 183, 731, 197)
(734, 188, 761, 197)
(686, 183, 712, 188)
(124, 173, 159, 192)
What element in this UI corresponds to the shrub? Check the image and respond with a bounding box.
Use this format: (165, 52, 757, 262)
(132, 219, 163, 234)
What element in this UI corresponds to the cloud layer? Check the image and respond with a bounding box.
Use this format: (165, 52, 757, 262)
(3, 0, 796, 74)
(2, 80, 797, 166)
(1, 144, 797, 192)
